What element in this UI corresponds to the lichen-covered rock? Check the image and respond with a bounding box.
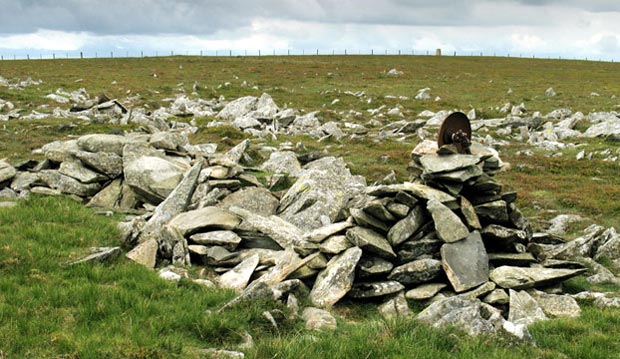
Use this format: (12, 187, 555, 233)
(124, 156, 187, 204)
(309, 247, 362, 307)
(427, 199, 469, 243)
(441, 231, 489, 292)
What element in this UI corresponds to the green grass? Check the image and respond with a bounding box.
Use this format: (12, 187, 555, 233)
(2, 55, 620, 358)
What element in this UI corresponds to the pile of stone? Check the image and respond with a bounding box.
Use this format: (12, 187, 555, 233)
(0, 132, 594, 340)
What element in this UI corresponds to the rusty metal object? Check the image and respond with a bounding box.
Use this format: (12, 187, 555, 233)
(438, 112, 472, 154)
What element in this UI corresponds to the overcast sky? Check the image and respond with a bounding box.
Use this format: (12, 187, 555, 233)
(1, 0, 620, 60)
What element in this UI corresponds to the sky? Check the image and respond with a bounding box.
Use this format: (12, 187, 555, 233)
(1, 0, 620, 60)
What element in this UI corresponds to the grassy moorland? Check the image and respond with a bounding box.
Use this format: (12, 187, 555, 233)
(1, 55, 620, 358)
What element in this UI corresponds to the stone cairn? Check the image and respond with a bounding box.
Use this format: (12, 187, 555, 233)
(0, 131, 589, 339)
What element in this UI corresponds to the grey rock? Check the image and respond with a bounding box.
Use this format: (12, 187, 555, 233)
(10, 171, 40, 192)
(593, 227, 620, 262)
(70, 246, 121, 265)
(218, 187, 279, 216)
(405, 283, 447, 300)
(279, 157, 363, 231)
(488, 252, 536, 266)
(219, 254, 260, 292)
(30, 186, 62, 196)
(124, 156, 186, 204)
(427, 199, 469, 243)
(386, 202, 410, 219)
(77, 134, 128, 155)
(39, 170, 101, 197)
(254, 251, 320, 286)
(304, 219, 354, 243)
(458, 281, 496, 300)
(481, 224, 528, 248)
(309, 247, 362, 307)
(508, 289, 548, 326)
(397, 238, 442, 263)
(211, 139, 250, 167)
(547, 214, 584, 235)
(348, 281, 405, 298)
(301, 307, 337, 331)
(419, 154, 481, 174)
(126, 238, 158, 268)
(363, 199, 396, 223)
(357, 256, 394, 279)
(529, 290, 581, 318)
(350, 208, 389, 233)
(149, 131, 188, 151)
(319, 235, 353, 254)
(0, 160, 17, 183)
(137, 162, 202, 249)
(388, 258, 442, 285)
(260, 151, 301, 176)
(367, 182, 457, 209)
(490, 266, 586, 289)
(190, 230, 242, 250)
(218, 96, 258, 120)
(199, 349, 245, 359)
(74, 150, 123, 178)
(87, 179, 122, 208)
(346, 226, 396, 260)
(378, 292, 410, 320)
(232, 116, 261, 130)
(475, 200, 509, 223)
(168, 206, 240, 237)
(459, 197, 481, 229)
(289, 111, 321, 134)
(42, 139, 79, 162)
(483, 289, 510, 305)
(417, 297, 498, 336)
(318, 121, 344, 140)
(229, 206, 316, 255)
(441, 231, 489, 292)
(387, 205, 426, 246)
(59, 157, 108, 183)
(250, 93, 280, 120)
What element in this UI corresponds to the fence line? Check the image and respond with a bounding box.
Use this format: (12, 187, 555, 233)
(0, 49, 615, 63)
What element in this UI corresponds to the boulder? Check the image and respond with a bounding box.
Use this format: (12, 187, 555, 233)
(59, 157, 108, 183)
(218, 96, 258, 120)
(0, 160, 17, 183)
(441, 231, 489, 292)
(309, 247, 362, 307)
(378, 292, 410, 319)
(42, 140, 79, 162)
(260, 151, 302, 176)
(126, 239, 158, 268)
(508, 289, 548, 326)
(38, 170, 101, 197)
(211, 139, 250, 167)
(77, 134, 128, 155)
(529, 290, 581, 318)
(75, 150, 123, 178)
(279, 157, 364, 231)
(149, 131, 188, 151)
(124, 156, 187, 204)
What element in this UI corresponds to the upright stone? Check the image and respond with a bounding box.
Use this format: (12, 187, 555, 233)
(346, 227, 396, 259)
(441, 231, 489, 292)
(387, 205, 427, 246)
(219, 254, 260, 292)
(309, 247, 363, 307)
(427, 199, 469, 243)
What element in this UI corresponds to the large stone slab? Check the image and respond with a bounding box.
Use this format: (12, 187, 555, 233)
(229, 206, 316, 255)
(219, 254, 260, 292)
(387, 258, 442, 285)
(38, 170, 101, 197)
(529, 290, 581, 318)
(168, 206, 241, 237)
(190, 230, 242, 250)
(405, 283, 447, 300)
(348, 281, 405, 299)
(490, 266, 586, 290)
(346, 226, 396, 260)
(59, 157, 108, 183)
(217, 96, 258, 120)
(126, 238, 158, 268)
(387, 205, 427, 246)
(279, 156, 364, 231)
(42, 139, 79, 162)
(441, 231, 489, 292)
(419, 154, 481, 174)
(366, 182, 457, 208)
(260, 151, 301, 176)
(309, 246, 363, 307)
(427, 199, 469, 243)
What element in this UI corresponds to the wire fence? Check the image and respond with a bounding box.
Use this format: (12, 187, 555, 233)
(0, 49, 615, 63)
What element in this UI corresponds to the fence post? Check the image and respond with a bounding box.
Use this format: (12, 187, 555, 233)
(80, 52, 83, 59)
(230, 50, 232, 56)
(316, 49, 319, 55)
(171, 51, 173, 56)
(258, 50, 260, 56)
(287, 49, 290, 55)
(371, 49, 373, 55)
(53, 53, 56, 59)
(111, 51, 113, 58)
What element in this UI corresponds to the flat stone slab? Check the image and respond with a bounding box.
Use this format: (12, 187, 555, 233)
(346, 226, 396, 260)
(357, 256, 394, 279)
(441, 231, 489, 292)
(490, 266, 586, 290)
(427, 199, 469, 243)
(190, 230, 242, 251)
(348, 281, 405, 298)
(309, 246, 363, 307)
(219, 254, 260, 292)
(366, 182, 458, 208)
(387, 205, 427, 246)
(405, 283, 447, 300)
(388, 258, 442, 285)
(419, 154, 481, 174)
(168, 206, 241, 236)
(508, 289, 548, 326)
